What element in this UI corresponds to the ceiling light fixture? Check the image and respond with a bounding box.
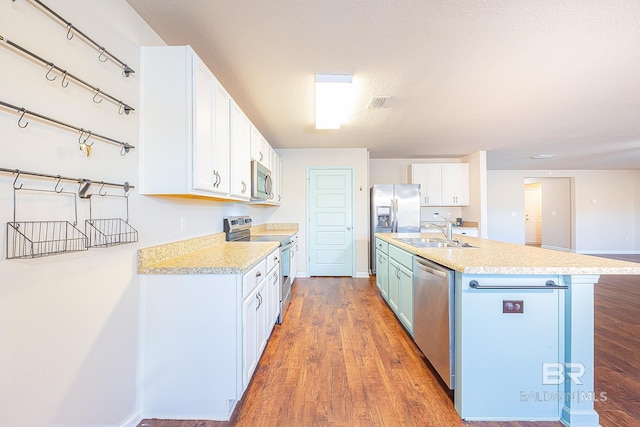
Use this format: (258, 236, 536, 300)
(315, 73, 353, 130)
(532, 154, 556, 159)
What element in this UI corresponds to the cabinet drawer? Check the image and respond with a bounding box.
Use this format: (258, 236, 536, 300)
(389, 244, 413, 270)
(243, 259, 266, 299)
(266, 248, 280, 272)
(375, 238, 389, 255)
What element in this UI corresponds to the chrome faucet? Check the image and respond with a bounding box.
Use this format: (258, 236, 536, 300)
(428, 213, 453, 241)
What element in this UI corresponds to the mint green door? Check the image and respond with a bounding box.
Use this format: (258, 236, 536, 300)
(307, 168, 354, 276)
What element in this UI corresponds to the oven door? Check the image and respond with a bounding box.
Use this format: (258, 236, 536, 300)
(278, 240, 293, 323)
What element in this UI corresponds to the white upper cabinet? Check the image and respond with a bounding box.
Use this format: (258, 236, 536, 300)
(229, 101, 251, 200)
(140, 45, 283, 205)
(250, 125, 268, 164)
(249, 125, 281, 206)
(411, 163, 469, 206)
(411, 164, 442, 205)
(441, 163, 469, 206)
(140, 46, 230, 199)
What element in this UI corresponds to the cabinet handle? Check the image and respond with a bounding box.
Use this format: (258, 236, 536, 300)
(241, 180, 246, 193)
(259, 151, 263, 161)
(256, 271, 262, 278)
(256, 292, 262, 310)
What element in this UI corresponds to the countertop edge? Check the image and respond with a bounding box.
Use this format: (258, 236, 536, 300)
(375, 233, 640, 275)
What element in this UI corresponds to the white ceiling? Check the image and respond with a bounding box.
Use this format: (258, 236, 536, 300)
(125, 0, 640, 170)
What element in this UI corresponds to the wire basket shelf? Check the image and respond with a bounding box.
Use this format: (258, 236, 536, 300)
(7, 221, 88, 259)
(85, 218, 138, 248)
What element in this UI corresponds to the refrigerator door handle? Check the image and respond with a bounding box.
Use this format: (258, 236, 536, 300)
(392, 198, 398, 232)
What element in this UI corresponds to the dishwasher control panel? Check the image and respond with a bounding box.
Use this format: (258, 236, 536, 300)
(503, 300, 524, 314)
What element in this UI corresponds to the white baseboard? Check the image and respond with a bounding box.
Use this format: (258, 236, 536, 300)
(577, 250, 640, 255)
(541, 245, 572, 252)
(355, 272, 370, 278)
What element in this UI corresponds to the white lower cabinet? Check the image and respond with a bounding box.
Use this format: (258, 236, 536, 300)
(242, 259, 267, 389)
(140, 253, 277, 421)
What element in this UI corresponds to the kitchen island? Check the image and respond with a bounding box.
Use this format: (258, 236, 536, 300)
(375, 233, 640, 427)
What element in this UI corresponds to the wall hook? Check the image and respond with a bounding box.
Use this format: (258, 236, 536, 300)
(60, 70, 69, 88)
(92, 89, 103, 104)
(98, 47, 108, 63)
(54, 175, 63, 193)
(120, 143, 131, 156)
(45, 63, 57, 81)
(78, 180, 92, 199)
(66, 24, 74, 40)
(98, 181, 107, 196)
(78, 129, 93, 146)
(13, 170, 23, 190)
(17, 109, 28, 128)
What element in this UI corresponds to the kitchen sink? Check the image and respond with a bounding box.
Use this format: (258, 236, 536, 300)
(397, 237, 474, 248)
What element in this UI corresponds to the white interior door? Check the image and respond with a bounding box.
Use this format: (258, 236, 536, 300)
(307, 168, 354, 276)
(525, 183, 542, 245)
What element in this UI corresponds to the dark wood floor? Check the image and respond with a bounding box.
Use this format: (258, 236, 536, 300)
(140, 256, 640, 427)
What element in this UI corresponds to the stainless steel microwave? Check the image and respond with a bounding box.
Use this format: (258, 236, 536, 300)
(251, 160, 272, 200)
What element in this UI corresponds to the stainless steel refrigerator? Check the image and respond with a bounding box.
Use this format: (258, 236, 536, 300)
(370, 184, 420, 273)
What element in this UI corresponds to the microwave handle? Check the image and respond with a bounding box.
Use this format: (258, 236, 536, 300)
(265, 173, 273, 197)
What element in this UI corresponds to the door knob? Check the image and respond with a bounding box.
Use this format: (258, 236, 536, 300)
(347, 226, 352, 230)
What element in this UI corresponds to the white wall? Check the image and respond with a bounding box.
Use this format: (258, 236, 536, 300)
(462, 151, 488, 237)
(488, 170, 640, 253)
(0, 2, 273, 426)
(540, 178, 572, 251)
(270, 149, 369, 277)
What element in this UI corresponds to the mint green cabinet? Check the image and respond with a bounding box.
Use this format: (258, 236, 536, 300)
(397, 263, 413, 335)
(387, 244, 414, 336)
(375, 249, 389, 299)
(388, 258, 400, 313)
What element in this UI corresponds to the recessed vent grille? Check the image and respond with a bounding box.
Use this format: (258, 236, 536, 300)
(368, 96, 390, 109)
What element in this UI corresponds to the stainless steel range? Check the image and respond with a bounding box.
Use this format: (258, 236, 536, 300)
(224, 216, 293, 324)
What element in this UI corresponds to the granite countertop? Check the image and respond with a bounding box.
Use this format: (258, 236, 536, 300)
(376, 233, 640, 275)
(138, 224, 298, 275)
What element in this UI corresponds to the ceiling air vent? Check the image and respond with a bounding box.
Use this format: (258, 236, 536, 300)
(368, 96, 390, 109)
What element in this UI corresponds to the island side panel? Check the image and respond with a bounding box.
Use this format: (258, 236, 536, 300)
(455, 273, 564, 421)
(560, 274, 601, 427)
(139, 274, 242, 420)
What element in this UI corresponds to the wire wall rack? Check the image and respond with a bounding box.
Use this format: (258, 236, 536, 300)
(7, 182, 88, 259)
(12, 0, 135, 77)
(0, 100, 134, 155)
(85, 187, 138, 248)
(0, 35, 135, 114)
(2, 168, 136, 259)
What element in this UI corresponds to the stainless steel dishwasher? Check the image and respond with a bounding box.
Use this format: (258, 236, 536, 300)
(413, 257, 455, 389)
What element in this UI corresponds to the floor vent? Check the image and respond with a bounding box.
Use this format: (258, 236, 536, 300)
(368, 96, 390, 109)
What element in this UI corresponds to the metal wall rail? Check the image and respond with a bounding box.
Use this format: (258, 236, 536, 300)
(0, 99, 134, 155)
(0, 35, 134, 114)
(0, 167, 134, 194)
(12, 0, 135, 77)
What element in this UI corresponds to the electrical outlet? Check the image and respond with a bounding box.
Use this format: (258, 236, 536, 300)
(503, 300, 524, 314)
